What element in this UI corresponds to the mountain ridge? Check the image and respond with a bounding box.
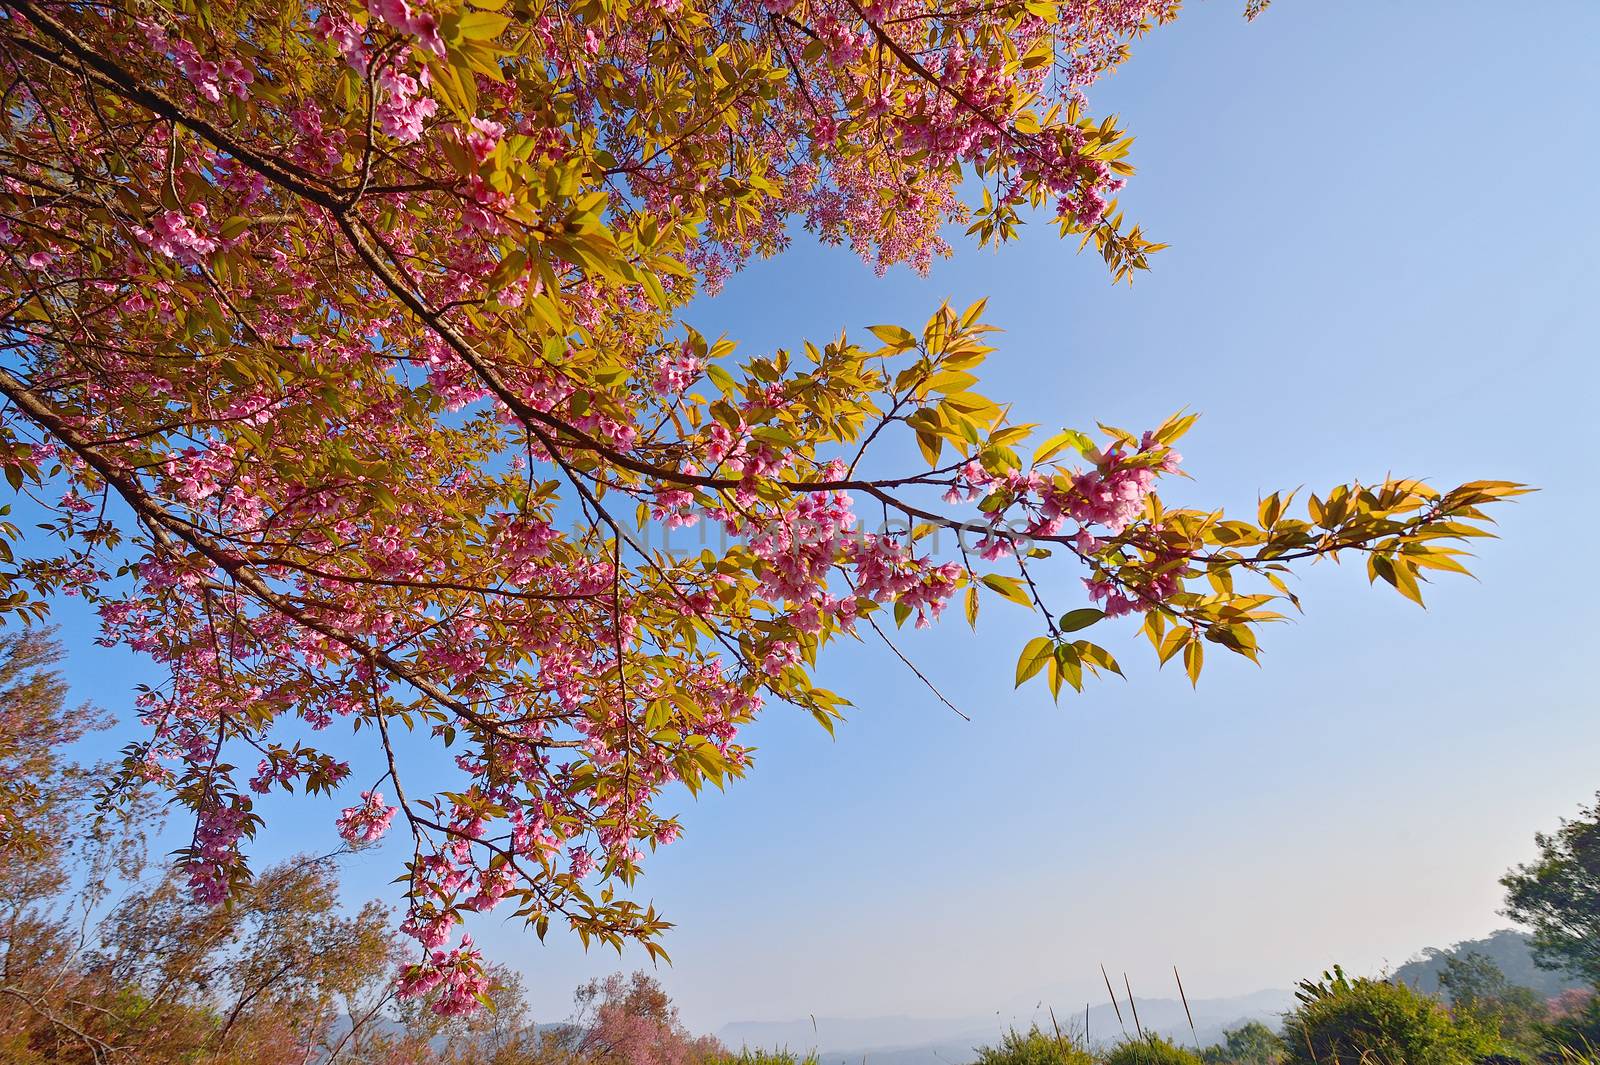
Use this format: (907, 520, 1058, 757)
(716, 931, 1587, 1064)
(718, 989, 1297, 1062)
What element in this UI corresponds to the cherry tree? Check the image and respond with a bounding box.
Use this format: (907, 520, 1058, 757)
(0, 0, 1523, 1011)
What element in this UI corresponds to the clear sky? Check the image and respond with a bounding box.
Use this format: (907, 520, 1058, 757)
(47, 0, 1600, 1039)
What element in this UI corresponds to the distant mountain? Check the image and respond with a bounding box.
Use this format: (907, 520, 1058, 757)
(1069, 989, 1298, 1047)
(717, 990, 1296, 1065)
(718, 932, 1590, 1065)
(1390, 929, 1586, 1000)
(719, 1016, 1002, 1057)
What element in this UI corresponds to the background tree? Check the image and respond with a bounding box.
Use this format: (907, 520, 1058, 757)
(84, 857, 397, 1063)
(0, 638, 403, 1065)
(356, 968, 726, 1065)
(1541, 989, 1600, 1062)
(4, 854, 400, 1064)
(350, 961, 544, 1065)
(1436, 953, 1547, 1058)
(0, 0, 1527, 1001)
(555, 971, 725, 1065)
(1200, 1022, 1284, 1065)
(0, 628, 111, 855)
(1502, 793, 1600, 986)
(0, 628, 152, 1064)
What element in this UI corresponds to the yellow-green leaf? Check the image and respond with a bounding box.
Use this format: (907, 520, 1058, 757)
(1015, 637, 1052, 688)
(981, 573, 1032, 609)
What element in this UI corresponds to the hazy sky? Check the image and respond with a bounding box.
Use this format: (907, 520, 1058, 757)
(49, 0, 1600, 1038)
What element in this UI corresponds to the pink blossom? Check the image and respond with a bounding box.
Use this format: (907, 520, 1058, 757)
(398, 935, 490, 1015)
(336, 789, 398, 844)
(377, 67, 438, 143)
(652, 348, 703, 394)
(368, 0, 447, 56)
(465, 117, 506, 164)
(131, 208, 219, 267)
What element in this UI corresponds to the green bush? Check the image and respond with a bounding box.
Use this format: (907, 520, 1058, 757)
(1104, 1035, 1204, 1065)
(972, 1026, 1094, 1065)
(1281, 966, 1510, 1065)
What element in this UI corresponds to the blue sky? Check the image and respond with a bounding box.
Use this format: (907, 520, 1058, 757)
(46, 0, 1600, 1037)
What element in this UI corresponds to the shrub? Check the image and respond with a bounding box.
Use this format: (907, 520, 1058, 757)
(973, 1026, 1095, 1065)
(1281, 966, 1509, 1065)
(1104, 1035, 1204, 1065)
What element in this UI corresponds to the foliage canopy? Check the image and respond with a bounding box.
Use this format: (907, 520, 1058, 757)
(1502, 793, 1600, 986)
(0, 0, 1526, 1004)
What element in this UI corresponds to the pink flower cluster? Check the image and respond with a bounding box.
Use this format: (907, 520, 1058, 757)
(929, 429, 1188, 613)
(748, 488, 856, 601)
(397, 934, 491, 1015)
(131, 207, 219, 267)
(314, 9, 370, 70)
(941, 460, 991, 504)
(652, 347, 703, 395)
(464, 117, 506, 165)
(964, 430, 1181, 545)
(336, 789, 398, 844)
(1083, 567, 1179, 618)
(368, 0, 447, 56)
(1064, 443, 1180, 536)
(140, 21, 254, 103)
(738, 475, 965, 642)
(377, 64, 438, 143)
(849, 537, 964, 629)
(189, 795, 252, 905)
(490, 514, 560, 583)
(894, 48, 1015, 167)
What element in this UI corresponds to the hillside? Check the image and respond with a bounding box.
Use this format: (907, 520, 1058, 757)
(1391, 929, 1586, 1000)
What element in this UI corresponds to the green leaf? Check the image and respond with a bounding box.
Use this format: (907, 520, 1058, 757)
(867, 324, 916, 351)
(1015, 637, 1052, 688)
(1057, 608, 1103, 632)
(1183, 638, 1203, 687)
(454, 10, 511, 39)
(1053, 642, 1083, 694)
(1032, 428, 1093, 465)
(981, 573, 1032, 609)
(1076, 641, 1124, 678)
(705, 364, 736, 394)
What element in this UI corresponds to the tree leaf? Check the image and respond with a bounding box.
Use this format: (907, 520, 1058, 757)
(1057, 608, 1103, 632)
(981, 573, 1033, 609)
(1015, 637, 1052, 688)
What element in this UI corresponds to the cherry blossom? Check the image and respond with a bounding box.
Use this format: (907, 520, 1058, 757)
(0, 0, 1522, 1011)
